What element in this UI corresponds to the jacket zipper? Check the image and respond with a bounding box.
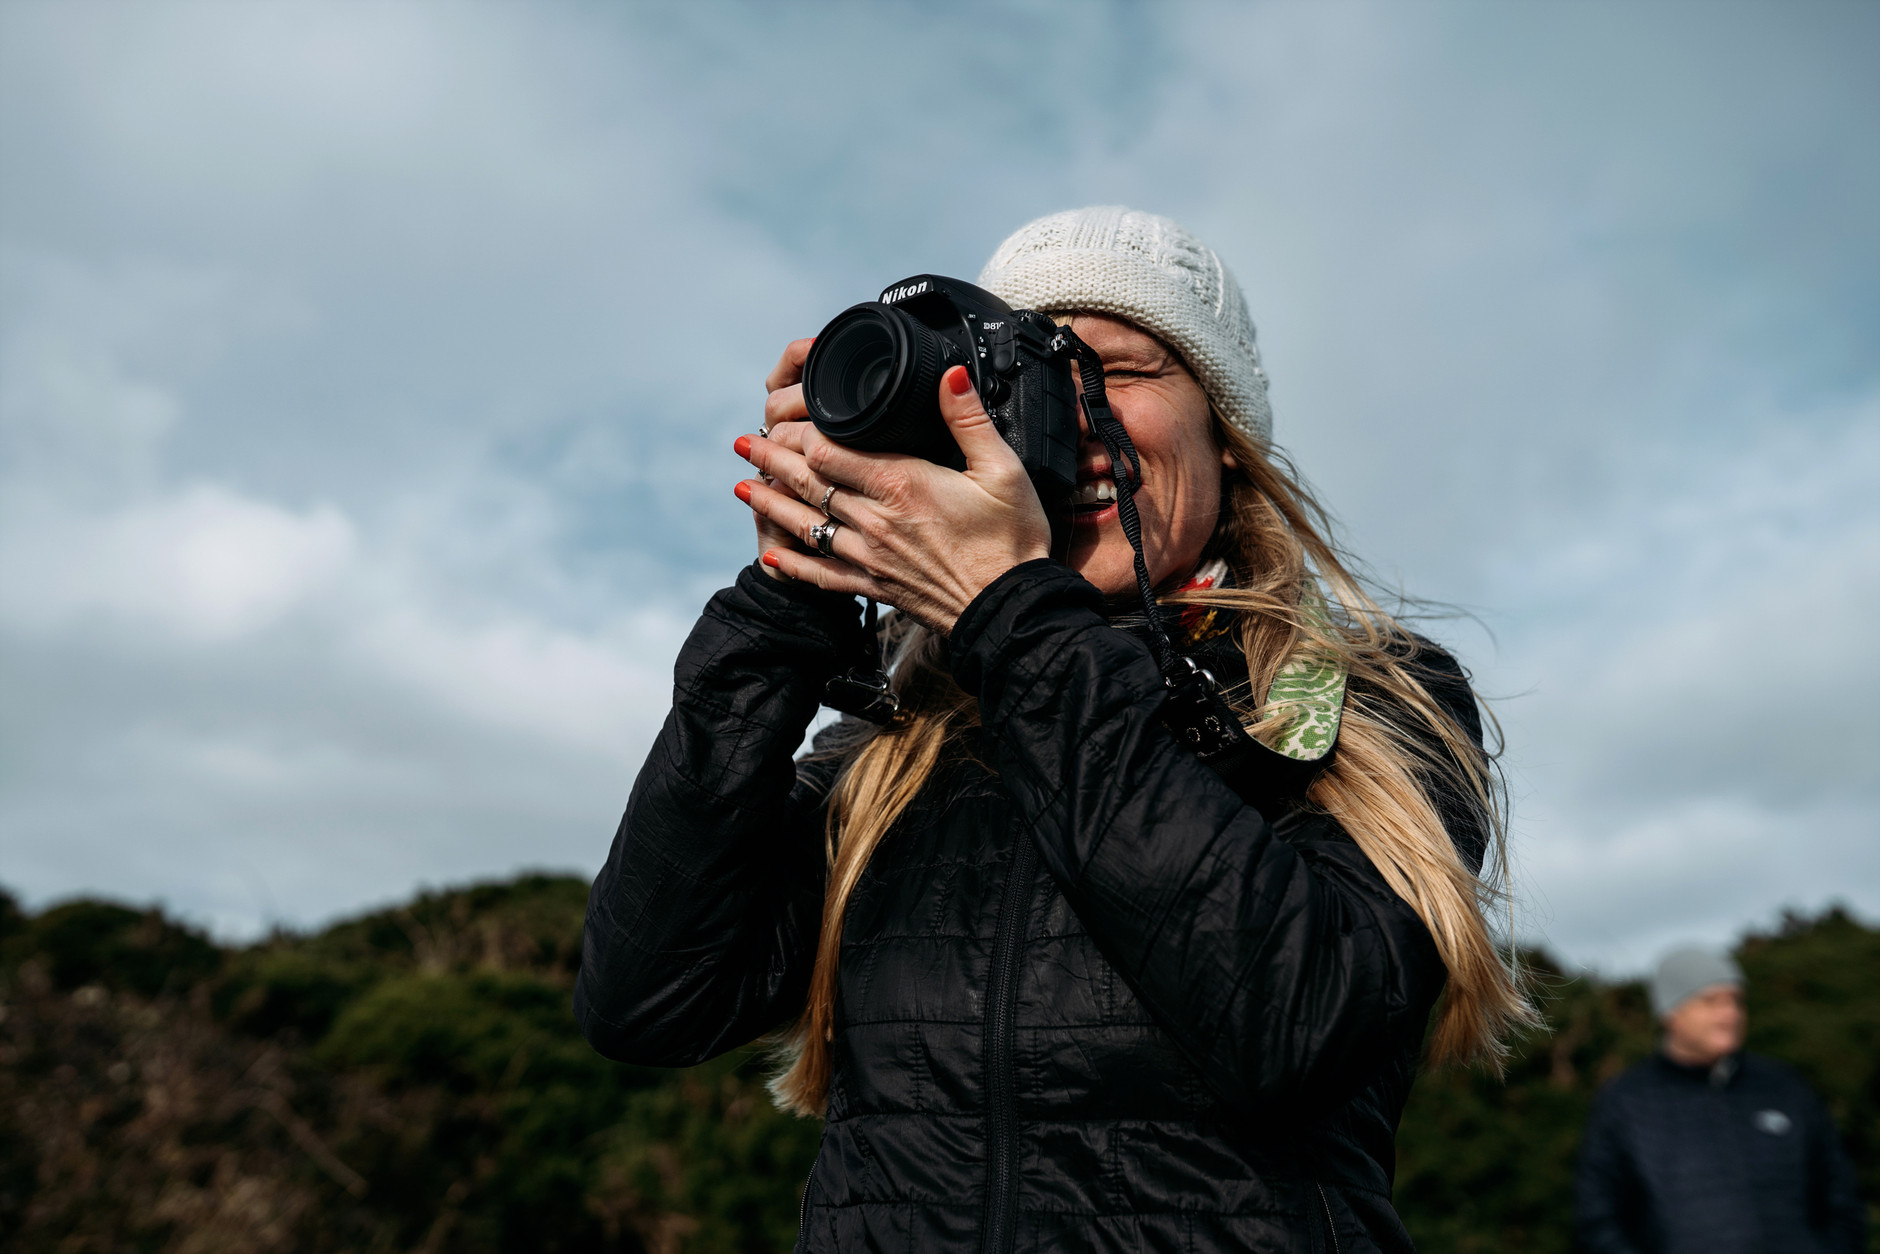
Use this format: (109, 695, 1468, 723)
(980, 831, 1040, 1254)
(1315, 1182, 1341, 1254)
(794, 1152, 819, 1252)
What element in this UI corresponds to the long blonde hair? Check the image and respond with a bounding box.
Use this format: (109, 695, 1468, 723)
(769, 418, 1537, 1118)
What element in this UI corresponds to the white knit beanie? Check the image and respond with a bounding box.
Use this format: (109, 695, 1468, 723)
(977, 206, 1273, 444)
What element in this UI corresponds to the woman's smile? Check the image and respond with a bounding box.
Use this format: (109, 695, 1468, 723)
(1069, 476, 1118, 512)
(1059, 314, 1234, 594)
(1069, 466, 1119, 523)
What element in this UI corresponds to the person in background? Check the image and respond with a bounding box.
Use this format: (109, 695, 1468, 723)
(1574, 945, 1866, 1253)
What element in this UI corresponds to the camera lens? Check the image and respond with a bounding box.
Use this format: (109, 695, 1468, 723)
(802, 303, 960, 460)
(818, 316, 898, 419)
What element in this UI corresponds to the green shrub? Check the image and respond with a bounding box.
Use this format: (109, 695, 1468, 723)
(1, 875, 1870, 1252)
(590, 1050, 822, 1254)
(215, 947, 382, 1042)
(6, 898, 220, 996)
(1741, 907, 1880, 1214)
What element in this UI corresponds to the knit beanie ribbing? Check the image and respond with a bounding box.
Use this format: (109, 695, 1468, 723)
(1650, 946, 1744, 1018)
(977, 207, 1274, 445)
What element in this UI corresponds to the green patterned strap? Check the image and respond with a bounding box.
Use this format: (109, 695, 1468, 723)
(1258, 594, 1346, 762)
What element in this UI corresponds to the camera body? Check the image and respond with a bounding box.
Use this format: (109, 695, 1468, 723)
(801, 275, 1081, 508)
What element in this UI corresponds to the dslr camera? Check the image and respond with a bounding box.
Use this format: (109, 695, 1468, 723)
(801, 275, 1082, 510)
(798, 275, 1265, 771)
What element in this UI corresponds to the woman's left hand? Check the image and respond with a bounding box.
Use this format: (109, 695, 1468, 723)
(734, 365, 1052, 636)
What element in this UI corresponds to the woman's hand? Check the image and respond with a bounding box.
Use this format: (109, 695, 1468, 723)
(745, 338, 820, 582)
(733, 361, 1052, 635)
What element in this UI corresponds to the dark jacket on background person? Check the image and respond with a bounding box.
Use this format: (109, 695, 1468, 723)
(1575, 1050, 1866, 1254)
(575, 559, 1487, 1253)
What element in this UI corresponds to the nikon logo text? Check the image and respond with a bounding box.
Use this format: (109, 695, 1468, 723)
(882, 281, 930, 304)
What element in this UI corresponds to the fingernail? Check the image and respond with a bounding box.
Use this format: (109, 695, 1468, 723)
(734, 480, 753, 504)
(733, 434, 752, 459)
(946, 366, 974, 396)
(761, 550, 782, 569)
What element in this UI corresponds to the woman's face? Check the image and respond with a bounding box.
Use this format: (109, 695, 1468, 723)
(1062, 314, 1235, 599)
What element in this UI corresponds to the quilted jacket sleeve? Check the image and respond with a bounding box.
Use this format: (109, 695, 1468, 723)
(574, 564, 862, 1066)
(1805, 1082, 1869, 1254)
(950, 560, 1460, 1114)
(1572, 1085, 1648, 1254)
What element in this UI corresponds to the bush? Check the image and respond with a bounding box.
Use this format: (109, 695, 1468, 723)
(1740, 907, 1880, 1212)
(590, 1051, 823, 1254)
(5, 898, 220, 996)
(0, 876, 1871, 1252)
(214, 947, 382, 1042)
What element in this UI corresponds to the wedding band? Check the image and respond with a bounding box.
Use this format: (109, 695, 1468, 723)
(819, 484, 838, 517)
(758, 425, 770, 438)
(810, 519, 843, 557)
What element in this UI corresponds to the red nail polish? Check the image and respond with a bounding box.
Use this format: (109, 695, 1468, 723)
(947, 366, 974, 396)
(734, 480, 753, 504)
(733, 434, 752, 459)
(761, 550, 781, 568)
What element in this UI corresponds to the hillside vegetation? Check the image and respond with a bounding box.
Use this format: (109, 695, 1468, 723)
(1, 877, 1872, 1253)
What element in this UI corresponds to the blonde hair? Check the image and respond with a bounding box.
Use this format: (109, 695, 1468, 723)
(768, 414, 1537, 1118)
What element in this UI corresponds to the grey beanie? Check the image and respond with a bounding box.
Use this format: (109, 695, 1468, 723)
(977, 206, 1274, 445)
(1649, 946, 1744, 1018)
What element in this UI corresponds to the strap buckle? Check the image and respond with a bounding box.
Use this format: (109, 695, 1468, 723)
(823, 670, 902, 725)
(823, 598, 905, 725)
(1160, 655, 1255, 759)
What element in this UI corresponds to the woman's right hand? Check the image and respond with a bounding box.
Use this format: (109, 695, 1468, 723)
(741, 337, 817, 581)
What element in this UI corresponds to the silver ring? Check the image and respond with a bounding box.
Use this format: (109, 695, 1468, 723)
(819, 484, 837, 517)
(809, 518, 843, 557)
(758, 424, 770, 439)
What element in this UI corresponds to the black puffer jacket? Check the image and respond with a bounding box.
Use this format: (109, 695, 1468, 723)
(1575, 1051, 1866, 1254)
(577, 559, 1485, 1253)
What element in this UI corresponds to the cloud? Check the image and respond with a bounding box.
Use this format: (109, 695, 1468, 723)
(350, 600, 685, 754)
(1518, 793, 1880, 973)
(0, 483, 355, 640)
(0, 140, 692, 933)
(1507, 412, 1880, 801)
(1479, 399, 1880, 969)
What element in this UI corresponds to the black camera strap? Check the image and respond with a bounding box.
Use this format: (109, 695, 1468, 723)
(1053, 329, 1258, 762)
(1057, 334, 1173, 674)
(823, 595, 903, 725)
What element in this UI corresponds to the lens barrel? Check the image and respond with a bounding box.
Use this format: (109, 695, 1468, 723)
(803, 303, 961, 459)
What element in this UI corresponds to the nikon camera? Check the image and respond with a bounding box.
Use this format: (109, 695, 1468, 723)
(800, 275, 1081, 511)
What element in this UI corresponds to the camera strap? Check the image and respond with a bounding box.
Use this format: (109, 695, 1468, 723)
(1054, 329, 1259, 762)
(823, 596, 904, 725)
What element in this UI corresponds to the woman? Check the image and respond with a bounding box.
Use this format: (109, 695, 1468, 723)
(576, 207, 1533, 1253)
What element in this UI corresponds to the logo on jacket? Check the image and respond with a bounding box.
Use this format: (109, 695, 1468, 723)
(1753, 1109, 1792, 1135)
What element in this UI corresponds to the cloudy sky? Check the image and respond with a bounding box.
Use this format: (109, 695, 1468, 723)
(2, 1, 1874, 973)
